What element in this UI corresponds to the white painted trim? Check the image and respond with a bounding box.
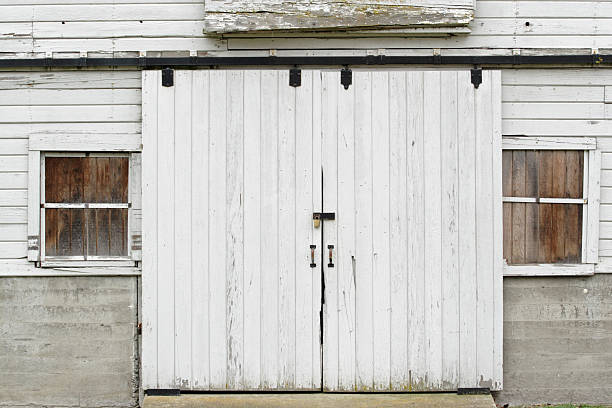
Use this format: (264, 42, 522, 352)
(43, 203, 129, 209)
(27, 151, 41, 262)
(504, 263, 595, 277)
(0, 261, 140, 277)
(29, 134, 142, 152)
(586, 150, 601, 264)
(40, 260, 136, 268)
(502, 136, 596, 150)
(502, 197, 586, 204)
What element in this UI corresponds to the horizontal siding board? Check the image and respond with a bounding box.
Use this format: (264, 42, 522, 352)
(0, 242, 26, 258)
(0, 105, 141, 123)
(0, 224, 26, 241)
(29, 134, 141, 151)
(0, 123, 141, 139)
(502, 86, 605, 103)
(0, 89, 141, 105)
(0, 207, 26, 224)
(0, 139, 28, 154)
(503, 70, 612, 87)
(33, 21, 205, 38)
(0, 173, 27, 189)
(0, 71, 141, 89)
(503, 103, 605, 120)
(0, 156, 27, 172)
(503, 120, 612, 136)
(0, 190, 27, 206)
(606, 87, 612, 104)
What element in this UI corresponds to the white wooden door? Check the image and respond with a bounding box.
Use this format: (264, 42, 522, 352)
(320, 70, 504, 392)
(142, 70, 322, 391)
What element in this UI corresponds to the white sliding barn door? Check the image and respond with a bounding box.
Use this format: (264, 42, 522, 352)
(321, 70, 503, 391)
(142, 70, 322, 391)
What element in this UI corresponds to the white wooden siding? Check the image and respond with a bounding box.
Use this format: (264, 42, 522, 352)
(0, 70, 141, 260)
(320, 70, 503, 391)
(3, 1, 612, 55)
(142, 69, 322, 390)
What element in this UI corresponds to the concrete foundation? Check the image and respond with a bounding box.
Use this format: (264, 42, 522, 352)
(1, 274, 612, 407)
(0, 277, 139, 408)
(494, 274, 612, 407)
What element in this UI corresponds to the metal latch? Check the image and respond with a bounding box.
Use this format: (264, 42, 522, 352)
(313, 212, 335, 228)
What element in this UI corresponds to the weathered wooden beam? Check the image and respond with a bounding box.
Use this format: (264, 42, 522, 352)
(203, 0, 475, 34)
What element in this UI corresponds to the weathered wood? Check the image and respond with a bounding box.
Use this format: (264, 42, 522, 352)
(204, 0, 474, 34)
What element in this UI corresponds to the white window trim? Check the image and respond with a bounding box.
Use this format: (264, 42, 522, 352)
(502, 136, 601, 277)
(27, 147, 142, 268)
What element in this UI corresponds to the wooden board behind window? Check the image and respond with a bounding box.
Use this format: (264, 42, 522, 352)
(503, 150, 583, 264)
(44, 156, 129, 258)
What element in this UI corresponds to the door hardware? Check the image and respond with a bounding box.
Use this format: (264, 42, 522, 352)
(310, 245, 317, 268)
(328, 245, 334, 268)
(313, 212, 335, 228)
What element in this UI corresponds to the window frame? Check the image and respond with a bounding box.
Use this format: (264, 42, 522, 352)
(28, 146, 142, 268)
(501, 136, 600, 276)
(40, 152, 131, 264)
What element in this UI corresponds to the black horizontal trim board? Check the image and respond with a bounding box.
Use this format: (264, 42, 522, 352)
(0, 54, 611, 68)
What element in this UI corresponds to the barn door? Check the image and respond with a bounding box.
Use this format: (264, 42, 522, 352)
(320, 70, 504, 391)
(142, 70, 322, 391)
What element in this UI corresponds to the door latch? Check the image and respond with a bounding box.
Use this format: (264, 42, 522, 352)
(313, 212, 335, 228)
(310, 245, 317, 268)
(328, 245, 334, 268)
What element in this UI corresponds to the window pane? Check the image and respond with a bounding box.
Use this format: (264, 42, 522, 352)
(45, 208, 85, 257)
(85, 208, 128, 257)
(503, 203, 582, 264)
(502, 150, 583, 199)
(46, 156, 128, 203)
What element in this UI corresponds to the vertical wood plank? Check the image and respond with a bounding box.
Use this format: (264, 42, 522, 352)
(406, 71, 426, 390)
(311, 71, 323, 390)
(475, 70, 496, 387)
(502, 151, 513, 263)
(511, 151, 526, 264)
(539, 151, 554, 263)
(353, 71, 374, 391)
(260, 70, 279, 389)
(141, 69, 159, 389)
(336, 69, 356, 391)
(294, 70, 316, 389)
(491, 70, 504, 388)
(423, 71, 442, 388)
(191, 70, 211, 390)
(565, 151, 583, 261)
(156, 70, 176, 389)
(371, 71, 391, 391)
(388, 71, 408, 390)
(173, 70, 193, 388)
(277, 70, 296, 388)
(322, 70, 339, 391)
(457, 70, 477, 388)
(226, 70, 245, 389)
(440, 71, 459, 387)
(525, 151, 539, 263)
(208, 70, 227, 389)
(551, 151, 567, 261)
(242, 70, 262, 389)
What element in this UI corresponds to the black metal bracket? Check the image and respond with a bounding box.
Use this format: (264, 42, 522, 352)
(341, 67, 352, 90)
(313, 212, 335, 221)
(161, 67, 174, 87)
(145, 389, 181, 396)
(471, 68, 483, 89)
(289, 68, 301, 87)
(457, 387, 490, 395)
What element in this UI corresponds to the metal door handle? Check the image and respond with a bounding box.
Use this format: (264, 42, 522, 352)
(328, 245, 334, 268)
(310, 245, 317, 268)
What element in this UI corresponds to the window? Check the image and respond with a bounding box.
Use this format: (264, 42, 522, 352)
(502, 137, 600, 275)
(41, 154, 130, 261)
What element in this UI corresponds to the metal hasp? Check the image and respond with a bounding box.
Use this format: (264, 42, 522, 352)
(457, 387, 490, 395)
(162, 68, 174, 87)
(341, 68, 352, 90)
(471, 68, 483, 89)
(313, 212, 335, 220)
(289, 68, 301, 87)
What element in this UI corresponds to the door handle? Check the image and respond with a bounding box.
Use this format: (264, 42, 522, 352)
(328, 245, 334, 268)
(310, 245, 317, 268)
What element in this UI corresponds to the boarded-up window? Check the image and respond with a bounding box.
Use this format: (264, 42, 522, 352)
(43, 156, 129, 259)
(502, 150, 585, 264)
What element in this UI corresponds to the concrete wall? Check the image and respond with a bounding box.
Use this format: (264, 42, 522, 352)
(0, 276, 139, 408)
(495, 274, 612, 407)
